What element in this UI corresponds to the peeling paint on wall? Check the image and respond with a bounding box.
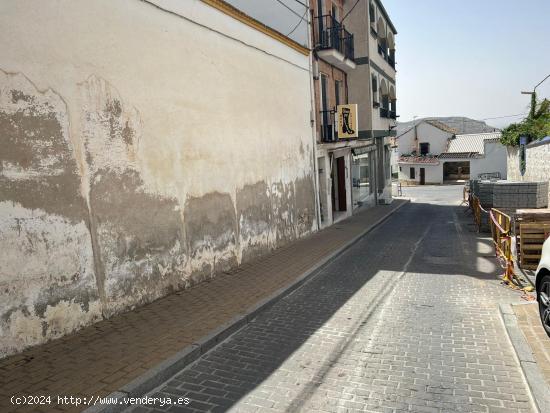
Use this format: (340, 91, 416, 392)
(81, 76, 187, 316)
(0, 0, 316, 358)
(0, 71, 100, 357)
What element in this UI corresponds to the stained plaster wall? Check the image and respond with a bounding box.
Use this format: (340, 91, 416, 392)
(0, 0, 316, 357)
(507, 141, 550, 205)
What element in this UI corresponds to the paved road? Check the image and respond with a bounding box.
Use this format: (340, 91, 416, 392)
(129, 186, 534, 413)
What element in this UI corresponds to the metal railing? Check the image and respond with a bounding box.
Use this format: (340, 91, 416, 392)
(389, 110, 397, 119)
(315, 15, 355, 61)
(378, 43, 387, 58)
(380, 107, 389, 118)
(341, 28, 355, 61)
(489, 208, 515, 286)
(467, 197, 534, 292)
(388, 55, 395, 68)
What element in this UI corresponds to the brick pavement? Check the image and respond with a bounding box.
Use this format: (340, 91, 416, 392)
(130, 200, 536, 413)
(0, 200, 407, 413)
(512, 303, 550, 388)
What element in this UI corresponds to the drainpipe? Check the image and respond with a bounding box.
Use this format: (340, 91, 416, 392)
(307, 1, 321, 231)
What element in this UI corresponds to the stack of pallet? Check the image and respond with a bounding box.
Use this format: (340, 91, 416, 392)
(514, 209, 550, 269)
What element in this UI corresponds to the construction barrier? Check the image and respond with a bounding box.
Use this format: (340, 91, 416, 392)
(471, 195, 489, 232)
(489, 208, 533, 292)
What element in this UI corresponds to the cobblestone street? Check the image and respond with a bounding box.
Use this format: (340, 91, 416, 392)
(130, 187, 536, 413)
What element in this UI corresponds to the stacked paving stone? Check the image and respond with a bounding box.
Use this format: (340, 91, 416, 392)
(470, 179, 549, 210)
(477, 181, 497, 207)
(493, 181, 548, 209)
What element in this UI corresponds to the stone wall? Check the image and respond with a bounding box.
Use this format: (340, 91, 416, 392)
(507, 140, 550, 205)
(0, 0, 315, 357)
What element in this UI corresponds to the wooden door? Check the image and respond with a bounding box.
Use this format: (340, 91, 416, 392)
(337, 157, 347, 211)
(420, 167, 426, 185)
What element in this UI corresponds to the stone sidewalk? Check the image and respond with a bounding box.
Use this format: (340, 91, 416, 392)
(0, 199, 408, 413)
(512, 303, 550, 387)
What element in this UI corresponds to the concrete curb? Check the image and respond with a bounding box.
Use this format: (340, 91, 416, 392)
(83, 200, 410, 413)
(499, 303, 550, 413)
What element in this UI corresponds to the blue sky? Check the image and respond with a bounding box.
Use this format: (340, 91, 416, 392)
(383, 0, 550, 127)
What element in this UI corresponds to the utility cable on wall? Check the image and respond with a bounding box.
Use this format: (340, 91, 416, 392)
(341, 0, 360, 24)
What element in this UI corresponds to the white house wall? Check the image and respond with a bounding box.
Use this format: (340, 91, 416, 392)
(397, 123, 451, 157)
(0, 0, 315, 357)
(470, 142, 507, 179)
(398, 163, 442, 185)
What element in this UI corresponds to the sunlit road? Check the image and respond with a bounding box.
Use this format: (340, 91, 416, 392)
(129, 186, 534, 413)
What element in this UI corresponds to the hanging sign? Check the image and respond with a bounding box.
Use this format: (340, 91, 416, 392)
(337, 104, 358, 139)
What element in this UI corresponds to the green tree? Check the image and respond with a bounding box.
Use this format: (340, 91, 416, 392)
(500, 98, 550, 146)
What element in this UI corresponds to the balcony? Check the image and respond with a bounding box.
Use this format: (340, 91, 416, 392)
(380, 107, 389, 118)
(389, 110, 397, 119)
(315, 15, 356, 72)
(377, 43, 387, 59)
(388, 55, 395, 69)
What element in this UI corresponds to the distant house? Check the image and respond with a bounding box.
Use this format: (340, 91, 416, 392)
(397, 120, 456, 185)
(440, 132, 507, 182)
(397, 119, 506, 185)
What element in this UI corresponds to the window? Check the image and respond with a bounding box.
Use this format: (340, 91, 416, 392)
(371, 75, 379, 107)
(369, 2, 375, 24)
(335, 80, 341, 106)
(410, 167, 415, 179)
(419, 143, 430, 156)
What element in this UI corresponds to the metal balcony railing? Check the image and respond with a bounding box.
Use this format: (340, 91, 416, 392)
(378, 43, 387, 58)
(388, 55, 395, 69)
(315, 15, 355, 62)
(341, 28, 355, 61)
(380, 107, 389, 118)
(389, 110, 397, 119)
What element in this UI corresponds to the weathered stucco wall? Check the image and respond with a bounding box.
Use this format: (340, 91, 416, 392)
(0, 0, 315, 357)
(507, 141, 550, 205)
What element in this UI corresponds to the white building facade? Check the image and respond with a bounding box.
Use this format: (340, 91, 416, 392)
(0, 0, 317, 357)
(398, 120, 507, 184)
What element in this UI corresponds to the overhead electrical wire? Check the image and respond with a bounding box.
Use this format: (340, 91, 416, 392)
(341, 0, 360, 23)
(275, 0, 308, 22)
(480, 113, 529, 121)
(286, 8, 309, 36)
(288, 0, 309, 9)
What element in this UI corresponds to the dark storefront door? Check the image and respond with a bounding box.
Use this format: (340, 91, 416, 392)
(420, 168, 426, 185)
(337, 157, 347, 211)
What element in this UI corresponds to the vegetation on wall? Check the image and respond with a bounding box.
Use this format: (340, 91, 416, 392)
(501, 98, 550, 146)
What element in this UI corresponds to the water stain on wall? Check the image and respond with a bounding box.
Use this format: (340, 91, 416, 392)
(0, 71, 99, 357)
(1, 73, 316, 358)
(81, 76, 187, 316)
(184, 192, 239, 283)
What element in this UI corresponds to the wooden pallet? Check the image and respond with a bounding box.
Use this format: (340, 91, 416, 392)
(519, 223, 550, 269)
(513, 209, 550, 266)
